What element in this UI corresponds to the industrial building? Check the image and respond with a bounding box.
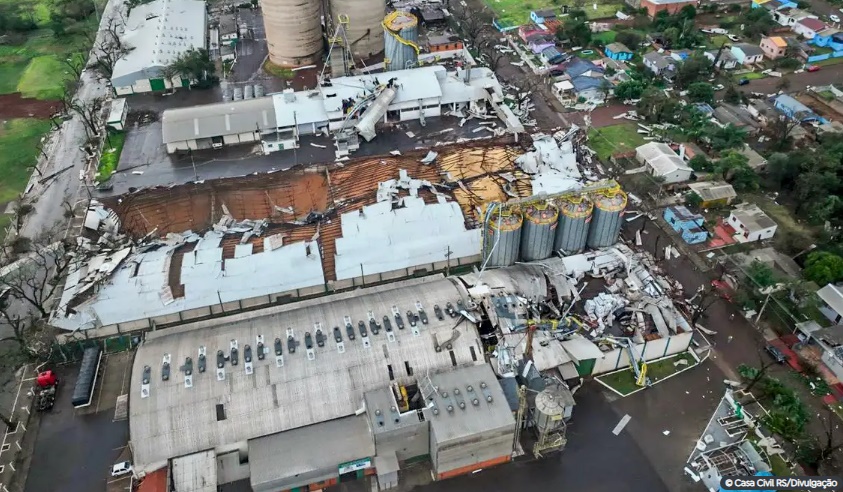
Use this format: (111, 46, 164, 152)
(111, 0, 208, 95)
(161, 65, 522, 154)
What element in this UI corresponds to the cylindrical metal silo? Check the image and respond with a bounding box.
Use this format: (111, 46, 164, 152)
(483, 208, 523, 268)
(555, 196, 593, 254)
(534, 386, 567, 435)
(254, 84, 265, 98)
(244, 84, 254, 99)
(383, 11, 419, 72)
(262, 0, 323, 67)
(586, 189, 628, 249)
(329, 4, 385, 60)
(233, 87, 243, 100)
(222, 88, 232, 102)
(520, 203, 558, 262)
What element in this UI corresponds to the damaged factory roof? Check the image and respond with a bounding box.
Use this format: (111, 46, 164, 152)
(56, 138, 596, 332)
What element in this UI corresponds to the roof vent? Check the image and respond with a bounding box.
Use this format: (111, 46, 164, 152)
(441, 391, 448, 398)
(375, 409, 382, 416)
(480, 382, 487, 389)
(454, 388, 460, 395)
(486, 395, 493, 403)
(433, 408, 440, 415)
(447, 405, 454, 413)
(472, 398, 480, 406)
(466, 385, 474, 392)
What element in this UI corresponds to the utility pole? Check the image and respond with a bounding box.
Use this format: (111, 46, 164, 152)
(755, 291, 773, 325)
(188, 149, 198, 181)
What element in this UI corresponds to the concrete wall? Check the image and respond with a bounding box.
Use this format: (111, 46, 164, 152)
(591, 332, 693, 375)
(217, 450, 251, 484)
(374, 421, 430, 462)
(431, 426, 513, 478)
(331, 254, 481, 291)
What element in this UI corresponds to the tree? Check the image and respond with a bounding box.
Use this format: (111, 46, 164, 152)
(743, 8, 776, 39)
(686, 191, 703, 208)
(737, 357, 779, 393)
(62, 85, 104, 138)
(562, 12, 591, 47)
(637, 86, 681, 123)
(688, 154, 712, 172)
(803, 251, 843, 285)
(615, 31, 643, 49)
(766, 152, 799, 188)
(451, 4, 490, 45)
(687, 82, 715, 104)
(86, 17, 133, 81)
(706, 124, 747, 152)
(613, 80, 645, 100)
(747, 259, 777, 289)
(675, 54, 711, 89)
(0, 234, 70, 319)
(768, 114, 803, 151)
(169, 48, 217, 89)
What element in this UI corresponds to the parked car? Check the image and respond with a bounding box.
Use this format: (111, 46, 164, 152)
(111, 461, 132, 477)
(738, 78, 750, 86)
(765, 344, 788, 364)
(830, 14, 840, 23)
(727, 34, 741, 42)
(807, 65, 821, 72)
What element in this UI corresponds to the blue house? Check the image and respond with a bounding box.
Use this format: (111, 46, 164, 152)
(604, 42, 633, 61)
(812, 29, 843, 51)
(530, 9, 557, 24)
(541, 46, 566, 64)
(663, 206, 708, 245)
(773, 94, 827, 123)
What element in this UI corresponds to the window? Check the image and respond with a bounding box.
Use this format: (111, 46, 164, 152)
(449, 350, 457, 367)
(404, 361, 413, 376)
(387, 364, 394, 381)
(216, 404, 226, 421)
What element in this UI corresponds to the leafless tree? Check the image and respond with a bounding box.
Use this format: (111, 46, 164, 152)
(689, 284, 720, 326)
(477, 38, 506, 71)
(451, 4, 491, 45)
(85, 16, 133, 81)
(63, 50, 88, 81)
(0, 234, 70, 319)
(62, 85, 104, 138)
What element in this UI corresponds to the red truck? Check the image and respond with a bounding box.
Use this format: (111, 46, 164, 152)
(34, 371, 59, 412)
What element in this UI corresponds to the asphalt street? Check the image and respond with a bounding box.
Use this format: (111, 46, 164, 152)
(739, 62, 843, 95)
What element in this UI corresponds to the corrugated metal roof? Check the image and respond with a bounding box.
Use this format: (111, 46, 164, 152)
(172, 451, 217, 492)
(687, 181, 737, 202)
(129, 275, 483, 474)
(560, 337, 604, 362)
(249, 416, 375, 490)
(161, 98, 277, 144)
(112, 0, 207, 87)
(818, 284, 843, 317)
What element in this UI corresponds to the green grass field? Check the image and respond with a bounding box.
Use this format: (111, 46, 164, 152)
(587, 124, 647, 161)
(488, 0, 622, 26)
(0, 119, 53, 204)
(17, 55, 69, 99)
(598, 352, 696, 396)
(96, 131, 126, 182)
(593, 30, 617, 45)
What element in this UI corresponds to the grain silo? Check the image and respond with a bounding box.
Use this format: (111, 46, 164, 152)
(555, 196, 593, 254)
(329, 4, 385, 60)
(586, 189, 627, 249)
(383, 11, 419, 72)
(483, 208, 523, 268)
(262, 0, 323, 67)
(520, 203, 558, 262)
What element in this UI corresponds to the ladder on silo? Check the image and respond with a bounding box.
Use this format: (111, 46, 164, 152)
(321, 14, 354, 81)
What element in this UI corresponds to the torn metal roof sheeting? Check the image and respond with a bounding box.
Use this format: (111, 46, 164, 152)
(559, 337, 605, 362)
(171, 450, 217, 492)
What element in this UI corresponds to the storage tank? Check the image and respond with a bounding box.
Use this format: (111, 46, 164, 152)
(534, 384, 569, 435)
(586, 189, 628, 248)
(244, 84, 254, 100)
(520, 203, 558, 262)
(483, 208, 523, 268)
(232, 87, 243, 101)
(383, 11, 419, 72)
(329, 5, 385, 60)
(254, 84, 265, 98)
(262, 0, 323, 67)
(222, 88, 232, 102)
(555, 196, 593, 254)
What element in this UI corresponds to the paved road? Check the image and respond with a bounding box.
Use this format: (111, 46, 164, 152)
(739, 62, 843, 95)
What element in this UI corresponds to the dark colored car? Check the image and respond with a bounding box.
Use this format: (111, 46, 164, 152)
(738, 78, 750, 86)
(766, 344, 788, 363)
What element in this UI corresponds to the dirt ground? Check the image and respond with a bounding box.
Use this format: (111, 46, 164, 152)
(0, 94, 59, 120)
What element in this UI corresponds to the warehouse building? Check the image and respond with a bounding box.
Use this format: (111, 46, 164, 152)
(128, 275, 516, 490)
(111, 0, 208, 95)
(160, 65, 522, 154)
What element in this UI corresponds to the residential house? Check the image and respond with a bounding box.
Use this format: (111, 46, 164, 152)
(680, 141, 707, 161)
(643, 51, 676, 78)
(795, 41, 816, 61)
(818, 283, 843, 324)
(418, 7, 447, 25)
(713, 103, 760, 135)
(760, 36, 790, 60)
(687, 181, 737, 208)
(747, 99, 778, 126)
(635, 142, 693, 184)
(531, 9, 557, 24)
(806, 325, 843, 381)
(669, 49, 693, 62)
(737, 144, 767, 171)
(813, 27, 843, 48)
(772, 7, 816, 27)
(705, 50, 738, 70)
(528, 35, 556, 54)
(773, 94, 825, 122)
(427, 35, 464, 53)
(553, 57, 608, 103)
(541, 46, 567, 65)
(727, 204, 777, 242)
(751, 0, 797, 10)
(637, 0, 698, 17)
(663, 206, 709, 244)
(730, 43, 765, 65)
(519, 26, 547, 44)
(692, 102, 715, 116)
(793, 17, 828, 39)
(604, 42, 633, 61)
(219, 15, 239, 43)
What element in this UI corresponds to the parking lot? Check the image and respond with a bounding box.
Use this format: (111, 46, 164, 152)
(24, 352, 132, 492)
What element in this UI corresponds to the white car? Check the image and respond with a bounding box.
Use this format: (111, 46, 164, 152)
(727, 34, 741, 42)
(111, 461, 132, 477)
(831, 14, 840, 23)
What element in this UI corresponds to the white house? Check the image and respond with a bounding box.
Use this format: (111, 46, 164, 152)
(818, 283, 843, 324)
(111, 0, 208, 95)
(727, 204, 777, 242)
(704, 50, 738, 70)
(635, 142, 693, 184)
(793, 17, 827, 39)
(730, 43, 765, 66)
